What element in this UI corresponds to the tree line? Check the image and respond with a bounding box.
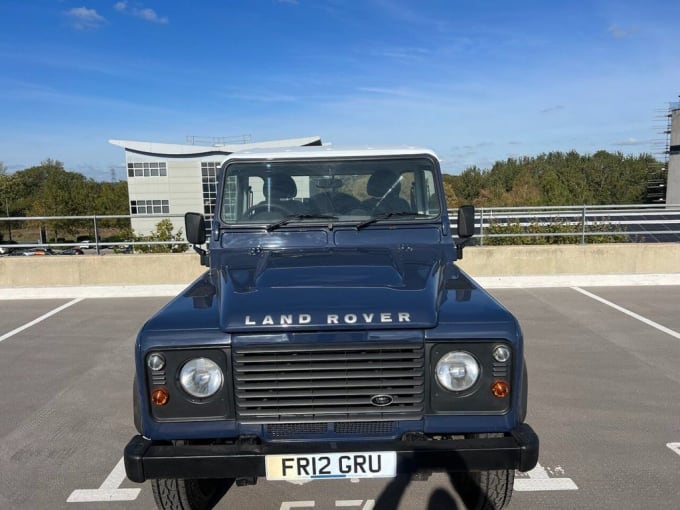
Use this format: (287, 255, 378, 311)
(0, 149, 663, 242)
(442, 150, 662, 208)
(0, 159, 129, 243)
(0, 159, 129, 217)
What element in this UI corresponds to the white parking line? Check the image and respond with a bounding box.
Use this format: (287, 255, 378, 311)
(572, 287, 680, 340)
(280, 502, 316, 509)
(514, 463, 578, 491)
(668, 443, 680, 457)
(67, 457, 141, 502)
(336, 501, 374, 509)
(0, 298, 83, 343)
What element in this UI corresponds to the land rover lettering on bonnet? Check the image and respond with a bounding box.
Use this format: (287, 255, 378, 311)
(243, 311, 411, 326)
(123, 146, 538, 510)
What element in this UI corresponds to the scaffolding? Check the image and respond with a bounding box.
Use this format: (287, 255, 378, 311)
(646, 100, 679, 203)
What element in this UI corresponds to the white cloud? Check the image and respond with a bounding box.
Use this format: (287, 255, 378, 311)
(114, 2, 168, 24)
(135, 7, 168, 24)
(67, 7, 106, 30)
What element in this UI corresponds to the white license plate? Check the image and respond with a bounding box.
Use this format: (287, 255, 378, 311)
(265, 451, 397, 480)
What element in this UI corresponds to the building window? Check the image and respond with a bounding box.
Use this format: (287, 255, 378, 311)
(127, 162, 167, 178)
(130, 199, 170, 215)
(201, 162, 221, 216)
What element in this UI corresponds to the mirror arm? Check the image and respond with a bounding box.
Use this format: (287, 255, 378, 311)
(192, 244, 209, 266)
(455, 238, 470, 259)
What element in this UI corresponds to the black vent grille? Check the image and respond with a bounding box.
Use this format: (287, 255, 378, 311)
(492, 362, 508, 378)
(266, 421, 396, 438)
(151, 370, 167, 386)
(334, 421, 395, 435)
(233, 342, 424, 424)
(267, 423, 328, 437)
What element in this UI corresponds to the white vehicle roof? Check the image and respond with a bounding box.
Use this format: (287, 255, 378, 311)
(222, 145, 439, 162)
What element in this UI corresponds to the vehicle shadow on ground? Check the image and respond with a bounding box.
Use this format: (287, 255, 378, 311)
(373, 469, 496, 510)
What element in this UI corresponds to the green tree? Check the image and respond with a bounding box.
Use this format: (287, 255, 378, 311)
(451, 166, 485, 204)
(93, 180, 131, 233)
(446, 150, 660, 207)
(0, 169, 20, 241)
(94, 181, 129, 215)
(27, 161, 93, 240)
(134, 219, 185, 253)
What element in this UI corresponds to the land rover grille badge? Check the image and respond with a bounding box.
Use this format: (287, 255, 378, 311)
(370, 394, 394, 407)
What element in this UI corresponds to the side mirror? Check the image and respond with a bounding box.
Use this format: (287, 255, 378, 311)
(185, 213, 209, 266)
(185, 212, 206, 245)
(457, 205, 475, 238)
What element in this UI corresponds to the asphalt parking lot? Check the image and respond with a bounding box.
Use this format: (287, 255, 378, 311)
(1, 286, 679, 509)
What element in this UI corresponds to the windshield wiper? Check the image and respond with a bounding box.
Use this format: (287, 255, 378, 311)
(355, 212, 427, 230)
(266, 214, 339, 231)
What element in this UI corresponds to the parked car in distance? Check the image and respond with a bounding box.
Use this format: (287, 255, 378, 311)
(77, 235, 100, 249)
(23, 248, 55, 256)
(58, 248, 85, 255)
(0, 240, 18, 255)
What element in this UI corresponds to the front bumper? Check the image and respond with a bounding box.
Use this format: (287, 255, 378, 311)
(124, 423, 538, 483)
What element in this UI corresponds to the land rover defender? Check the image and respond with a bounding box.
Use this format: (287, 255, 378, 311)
(124, 146, 538, 509)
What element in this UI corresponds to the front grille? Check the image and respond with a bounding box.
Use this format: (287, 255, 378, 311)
(266, 421, 397, 438)
(233, 342, 424, 424)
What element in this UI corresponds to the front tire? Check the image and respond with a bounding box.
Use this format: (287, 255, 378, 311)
(449, 433, 514, 510)
(451, 469, 514, 510)
(151, 478, 231, 510)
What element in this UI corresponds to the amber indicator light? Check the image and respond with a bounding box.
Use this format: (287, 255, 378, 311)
(491, 380, 510, 398)
(151, 388, 170, 406)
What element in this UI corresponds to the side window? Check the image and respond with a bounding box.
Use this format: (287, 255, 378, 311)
(221, 175, 238, 221)
(423, 172, 440, 215)
(248, 176, 265, 209)
(401, 171, 415, 203)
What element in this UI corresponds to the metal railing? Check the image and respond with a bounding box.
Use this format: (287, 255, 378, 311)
(470, 204, 680, 245)
(0, 214, 190, 255)
(1, 204, 679, 254)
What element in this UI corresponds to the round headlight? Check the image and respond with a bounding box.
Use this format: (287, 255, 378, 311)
(435, 351, 480, 392)
(493, 345, 511, 363)
(179, 358, 223, 398)
(147, 353, 165, 371)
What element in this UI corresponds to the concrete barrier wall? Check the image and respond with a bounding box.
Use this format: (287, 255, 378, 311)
(0, 253, 205, 287)
(1, 244, 679, 287)
(456, 243, 680, 276)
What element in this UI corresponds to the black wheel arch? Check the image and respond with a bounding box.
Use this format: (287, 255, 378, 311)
(519, 359, 528, 423)
(133, 376, 142, 434)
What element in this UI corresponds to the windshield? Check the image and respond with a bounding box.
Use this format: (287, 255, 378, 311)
(219, 157, 442, 226)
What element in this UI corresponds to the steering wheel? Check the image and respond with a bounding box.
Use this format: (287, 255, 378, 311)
(241, 203, 291, 219)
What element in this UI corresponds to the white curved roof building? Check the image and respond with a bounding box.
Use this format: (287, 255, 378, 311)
(109, 136, 322, 237)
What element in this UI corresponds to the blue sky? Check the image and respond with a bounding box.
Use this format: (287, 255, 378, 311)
(1, 0, 679, 179)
